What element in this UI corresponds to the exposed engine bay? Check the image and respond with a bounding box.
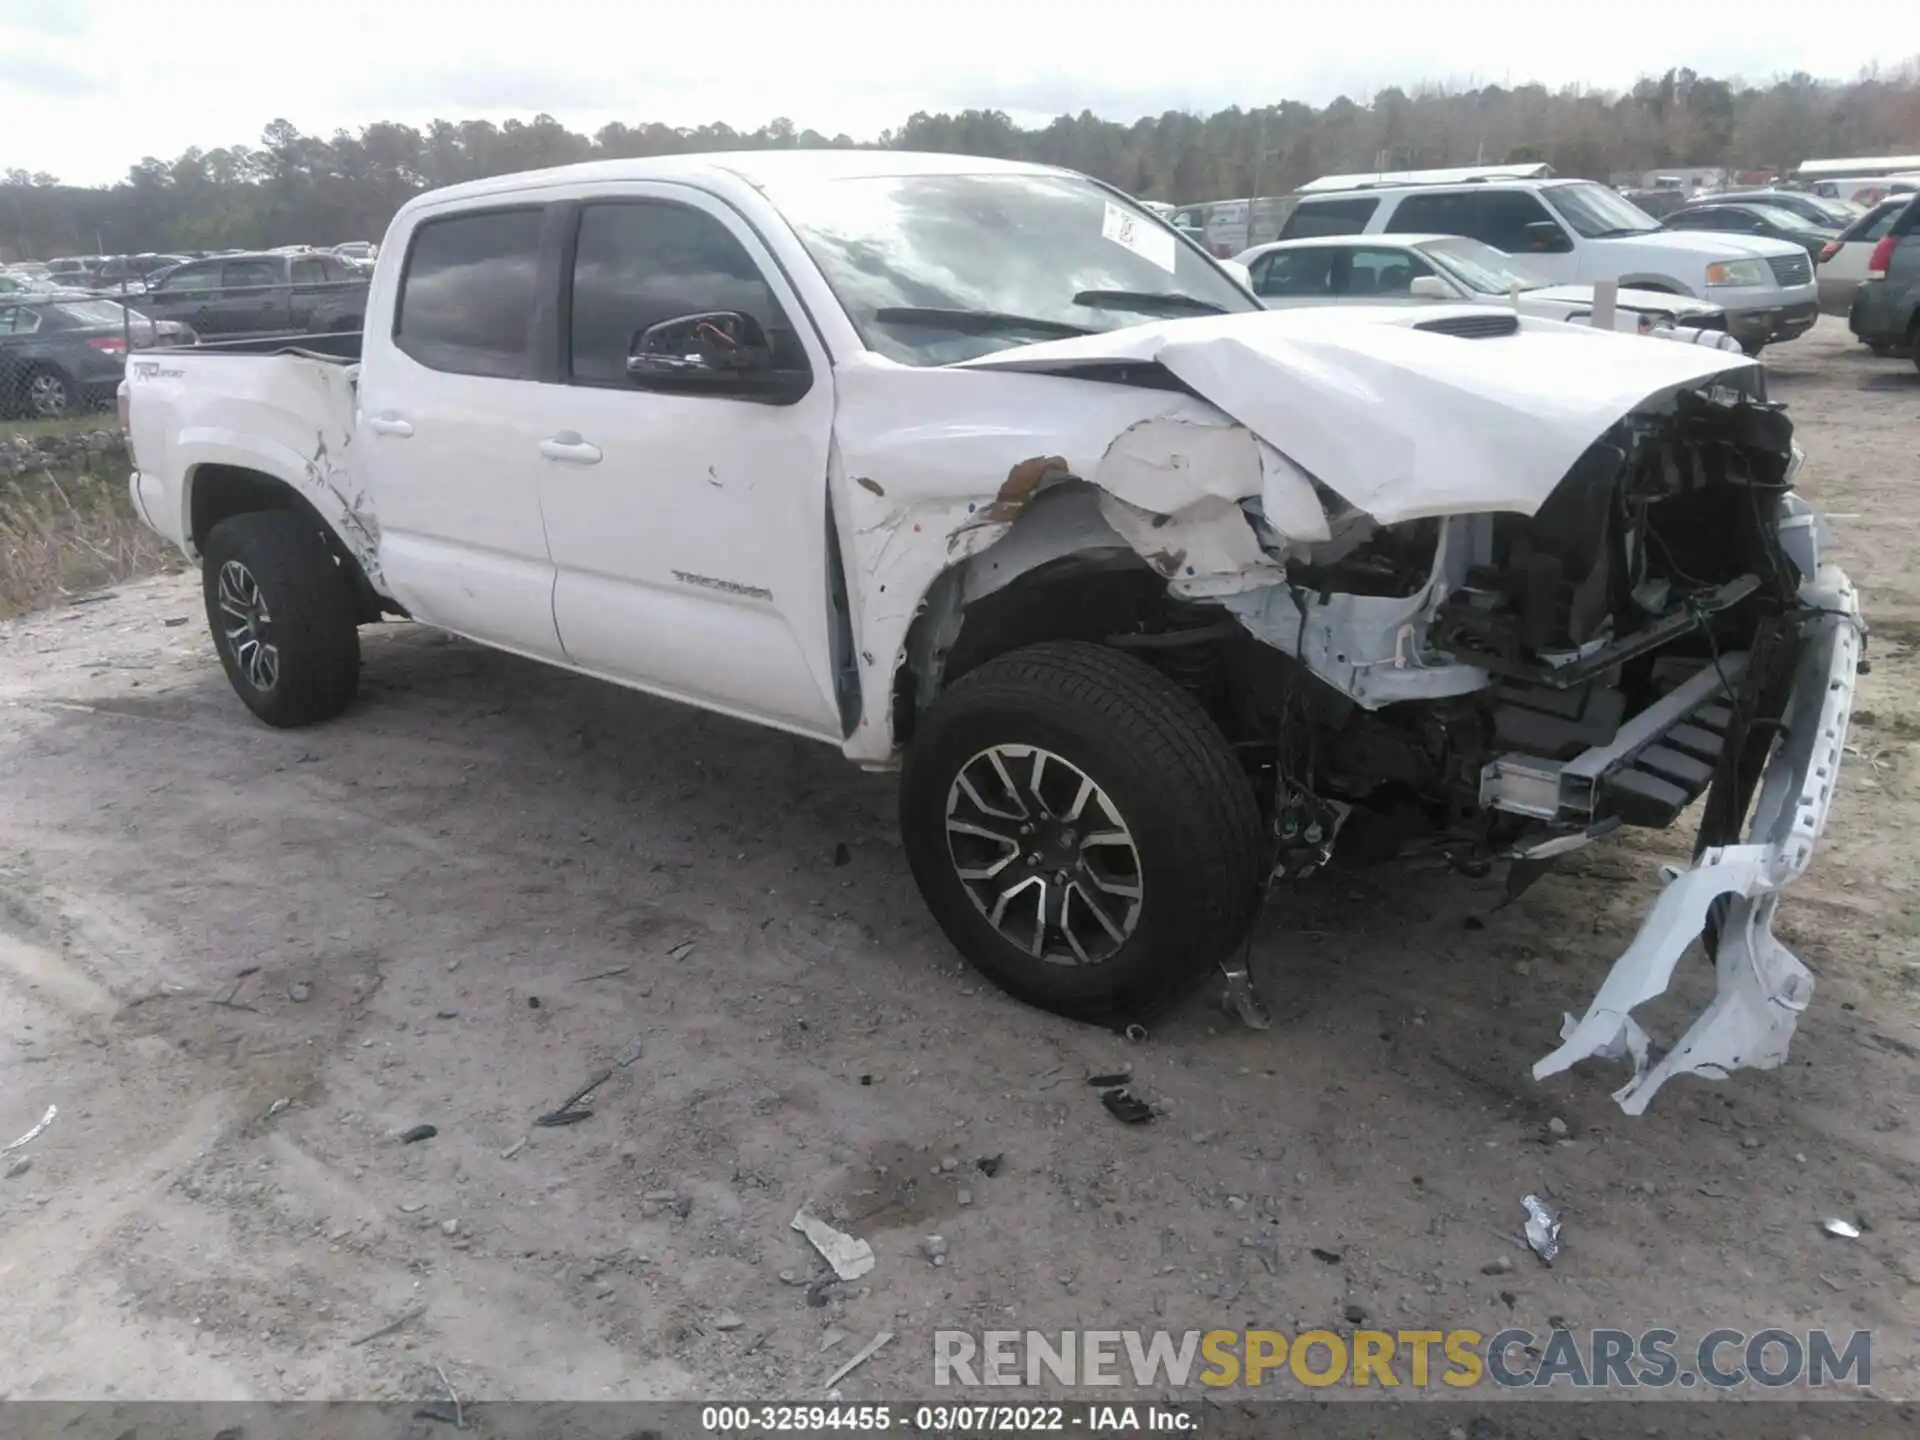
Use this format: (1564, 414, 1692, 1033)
(927, 366, 1862, 1113)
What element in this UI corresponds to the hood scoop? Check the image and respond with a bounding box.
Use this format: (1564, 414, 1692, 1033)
(1415, 312, 1521, 339)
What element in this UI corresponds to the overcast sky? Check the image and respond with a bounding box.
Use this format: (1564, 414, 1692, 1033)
(5, 0, 1917, 186)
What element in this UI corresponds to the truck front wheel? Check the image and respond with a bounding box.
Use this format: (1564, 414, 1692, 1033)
(201, 511, 360, 728)
(900, 640, 1265, 1022)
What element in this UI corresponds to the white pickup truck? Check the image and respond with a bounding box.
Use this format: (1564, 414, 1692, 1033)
(124, 151, 1864, 1113)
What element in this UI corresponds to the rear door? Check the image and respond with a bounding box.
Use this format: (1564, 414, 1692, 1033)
(353, 203, 566, 660)
(286, 257, 336, 332)
(217, 257, 287, 336)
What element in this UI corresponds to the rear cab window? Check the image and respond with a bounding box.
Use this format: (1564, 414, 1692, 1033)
(394, 207, 546, 379)
(1279, 197, 1380, 239)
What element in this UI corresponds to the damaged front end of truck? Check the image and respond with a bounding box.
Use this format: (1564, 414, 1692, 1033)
(1218, 385, 1862, 1112)
(848, 307, 1864, 1113)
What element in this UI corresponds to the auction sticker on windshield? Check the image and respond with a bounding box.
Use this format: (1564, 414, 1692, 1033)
(1102, 201, 1177, 273)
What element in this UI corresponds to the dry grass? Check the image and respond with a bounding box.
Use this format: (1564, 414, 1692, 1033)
(0, 433, 175, 618)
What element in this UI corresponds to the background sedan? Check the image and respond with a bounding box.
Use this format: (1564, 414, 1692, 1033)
(1663, 200, 1838, 259)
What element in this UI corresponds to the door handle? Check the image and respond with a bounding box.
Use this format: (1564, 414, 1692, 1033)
(539, 434, 602, 465)
(367, 415, 413, 437)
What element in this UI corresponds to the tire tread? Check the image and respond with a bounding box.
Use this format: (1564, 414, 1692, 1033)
(902, 640, 1264, 1018)
(202, 511, 359, 727)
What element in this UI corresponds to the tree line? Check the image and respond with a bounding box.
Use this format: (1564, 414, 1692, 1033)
(4, 63, 1919, 260)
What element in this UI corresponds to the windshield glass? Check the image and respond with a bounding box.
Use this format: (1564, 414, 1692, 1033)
(1414, 236, 1554, 294)
(770, 172, 1256, 365)
(53, 299, 129, 327)
(1542, 182, 1663, 238)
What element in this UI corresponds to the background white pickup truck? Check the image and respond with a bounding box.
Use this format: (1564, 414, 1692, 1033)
(124, 151, 1860, 1112)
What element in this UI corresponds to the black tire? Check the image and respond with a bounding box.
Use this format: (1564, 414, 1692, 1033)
(900, 640, 1265, 1022)
(1739, 339, 1766, 358)
(1867, 341, 1896, 357)
(201, 511, 360, 728)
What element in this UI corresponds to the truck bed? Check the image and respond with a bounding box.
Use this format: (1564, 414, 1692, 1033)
(124, 343, 365, 567)
(159, 330, 363, 362)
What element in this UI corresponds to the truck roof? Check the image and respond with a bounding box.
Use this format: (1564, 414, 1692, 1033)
(402, 149, 1069, 212)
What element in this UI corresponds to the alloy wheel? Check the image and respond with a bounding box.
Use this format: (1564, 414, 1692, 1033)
(944, 743, 1144, 965)
(216, 559, 279, 692)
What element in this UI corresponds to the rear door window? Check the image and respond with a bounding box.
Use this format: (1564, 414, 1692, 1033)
(1842, 203, 1905, 242)
(53, 300, 126, 327)
(1342, 246, 1435, 296)
(222, 258, 280, 289)
(1251, 247, 1337, 298)
(291, 258, 327, 285)
(1384, 192, 1476, 237)
(395, 207, 546, 379)
(155, 263, 220, 294)
(1279, 198, 1380, 239)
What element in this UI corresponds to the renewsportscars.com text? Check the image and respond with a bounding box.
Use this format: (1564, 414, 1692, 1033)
(933, 1327, 1872, 1390)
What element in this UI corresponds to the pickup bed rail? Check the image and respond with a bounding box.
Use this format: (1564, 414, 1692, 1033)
(151, 331, 362, 363)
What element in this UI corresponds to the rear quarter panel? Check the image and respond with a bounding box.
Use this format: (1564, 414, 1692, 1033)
(126, 352, 377, 578)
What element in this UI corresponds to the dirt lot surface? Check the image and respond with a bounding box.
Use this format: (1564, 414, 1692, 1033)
(1, 319, 1917, 1414)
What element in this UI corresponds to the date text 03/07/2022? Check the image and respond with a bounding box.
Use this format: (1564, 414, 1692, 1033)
(698, 1403, 1197, 1431)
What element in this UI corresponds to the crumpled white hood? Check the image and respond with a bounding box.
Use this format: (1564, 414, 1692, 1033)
(960, 306, 1756, 525)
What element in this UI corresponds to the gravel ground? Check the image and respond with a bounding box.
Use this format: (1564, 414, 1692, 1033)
(0, 318, 1916, 1413)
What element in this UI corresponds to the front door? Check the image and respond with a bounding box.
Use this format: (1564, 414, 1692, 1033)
(534, 186, 843, 739)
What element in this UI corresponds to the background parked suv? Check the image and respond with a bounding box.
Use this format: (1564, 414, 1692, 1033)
(1278, 178, 1818, 353)
(1847, 197, 1920, 369)
(138, 250, 368, 338)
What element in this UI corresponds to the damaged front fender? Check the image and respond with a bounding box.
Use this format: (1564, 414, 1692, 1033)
(832, 358, 1321, 763)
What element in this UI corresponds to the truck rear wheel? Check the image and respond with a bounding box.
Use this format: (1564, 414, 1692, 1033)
(201, 511, 360, 728)
(900, 641, 1265, 1022)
